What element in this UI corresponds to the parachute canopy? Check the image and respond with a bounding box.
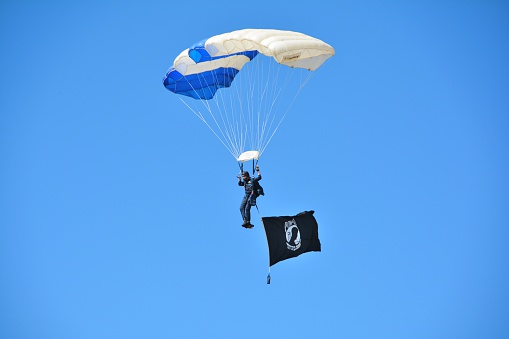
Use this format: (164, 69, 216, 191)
(163, 29, 335, 161)
(163, 29, 335, 100)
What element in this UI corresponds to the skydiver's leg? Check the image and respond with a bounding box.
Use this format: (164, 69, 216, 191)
(244, 203, 251, 223)
(240, 195, 248, 221)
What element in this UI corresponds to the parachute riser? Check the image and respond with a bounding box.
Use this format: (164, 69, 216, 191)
(237, 150, 260, 177)
(238, 158, 259, 177)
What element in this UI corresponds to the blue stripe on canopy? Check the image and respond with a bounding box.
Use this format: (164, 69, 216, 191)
(163, 38, 259, 100)
(163, 67, 240, 100)
(187, 38, 259, 63)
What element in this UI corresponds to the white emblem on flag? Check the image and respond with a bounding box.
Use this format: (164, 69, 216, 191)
(285, 219, 301, 251)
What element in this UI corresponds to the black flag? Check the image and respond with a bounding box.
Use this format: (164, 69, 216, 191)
(262, 210, 321, 266)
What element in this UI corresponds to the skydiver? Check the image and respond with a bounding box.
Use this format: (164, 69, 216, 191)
(238, 165, 262, 228)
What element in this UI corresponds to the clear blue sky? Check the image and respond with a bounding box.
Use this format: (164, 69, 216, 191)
(1, 1, 508, 338)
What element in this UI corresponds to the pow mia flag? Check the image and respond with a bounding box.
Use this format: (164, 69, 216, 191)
(262, 210, 321, 267)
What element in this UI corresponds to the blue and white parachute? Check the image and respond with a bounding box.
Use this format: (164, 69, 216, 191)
(163, 29, 335, 161)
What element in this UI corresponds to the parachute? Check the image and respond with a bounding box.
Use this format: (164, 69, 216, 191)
(163, 29, 335, 164)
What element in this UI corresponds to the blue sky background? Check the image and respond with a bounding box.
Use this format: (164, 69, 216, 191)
(1, 1, 508, 338)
